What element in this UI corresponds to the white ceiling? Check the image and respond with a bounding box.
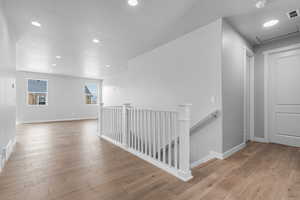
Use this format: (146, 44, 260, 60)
(227, 0, 300, 45)
(4, 0, 300, 79)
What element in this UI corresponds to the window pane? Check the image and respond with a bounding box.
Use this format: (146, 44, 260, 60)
(28, 93, 47, 105)
(28, 79, 48, 93)
(85, 84, 98, 104)
(27, 79, 48, 105)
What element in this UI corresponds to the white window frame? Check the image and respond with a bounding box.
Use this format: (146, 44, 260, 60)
(26, 78, 49, 106)
(84, 82, 99, 105)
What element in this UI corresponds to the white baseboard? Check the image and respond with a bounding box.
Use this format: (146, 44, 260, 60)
(19, 117, 97, 124)
(221, 142, 246, 159)
(6, 137, 16, 161)
(252, 137, 269, 143)
(100, 135, 193, 182)
(191, 142, 247, 168)
(191, 152, 216, 168)
(0, 137, 16, 173)
(209, 151, 224, 160)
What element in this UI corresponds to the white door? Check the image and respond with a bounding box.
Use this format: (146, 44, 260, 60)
(269, 48, 300, 147)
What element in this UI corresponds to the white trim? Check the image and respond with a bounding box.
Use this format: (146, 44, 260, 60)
(191, 142, 246, 168)
(191, 152, 217, 168)
(264, 54, 270, 142)
(263, 42, 300, 143)
(100, 135, 193, 182)
(243, 47, 255, 142)
(19, 117, 97, 124)
(263, 43, 300, 55)
(243, 48, 248, 143)
(222, 142, 246, 159)
(5, 137, 16, 162)
(0, 137, 16, 173)
(253, 137, 269, 143)
(249, 54, 255, 141)
(211, 142, 246, 160)
(210, 151, 224, 160)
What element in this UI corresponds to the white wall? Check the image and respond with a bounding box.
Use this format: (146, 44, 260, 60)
(17, 72, 102, 123)
(0, 0, 16, 164)
(103, 19, 223, 163)
(221, 20, 252, 152)
(253, 35, 300, 139)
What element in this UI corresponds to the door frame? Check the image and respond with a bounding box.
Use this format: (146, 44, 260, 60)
(263, 43, 300, 143)
(244, 47, 255, 142)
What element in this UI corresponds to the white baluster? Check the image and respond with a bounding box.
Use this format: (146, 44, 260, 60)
(130, 108, 133, 148)
(168, 112, 172, 167)
(153, 111, 156, 159)
(112, 108, 115, 141)
(149, 111, 153, 157)
(145, 110, 149, 156)
(157, 112, 161, 161)
(141, 110, 145, 153)
(138, 109, 141, 152)
(133, 109, 137, 150)
(118, 108, 120, 142)
(174, 112, 178, 168)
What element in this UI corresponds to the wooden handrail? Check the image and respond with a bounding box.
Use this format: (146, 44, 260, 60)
(190, 109, 220, 134)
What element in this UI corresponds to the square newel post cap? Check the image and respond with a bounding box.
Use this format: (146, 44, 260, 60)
(178, 104, 192, 120)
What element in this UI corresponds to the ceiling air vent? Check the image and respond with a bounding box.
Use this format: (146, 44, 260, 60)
(287, 9, 299, 20)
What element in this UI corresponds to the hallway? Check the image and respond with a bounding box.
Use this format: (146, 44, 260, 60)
(0, 120, 299, 200)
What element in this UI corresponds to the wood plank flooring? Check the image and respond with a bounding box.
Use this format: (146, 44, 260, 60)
(0, 120, 299, 200)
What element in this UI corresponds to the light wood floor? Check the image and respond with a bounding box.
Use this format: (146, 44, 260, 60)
(0, 120, 299, 200)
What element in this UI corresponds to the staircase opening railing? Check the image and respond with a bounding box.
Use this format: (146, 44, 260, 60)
(98, 103, 193, 182)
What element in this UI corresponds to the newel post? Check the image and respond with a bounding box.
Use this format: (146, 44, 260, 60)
(122, 103, 131, 146)
(98, 103, 104, 138)
(178, 104, 193, 181)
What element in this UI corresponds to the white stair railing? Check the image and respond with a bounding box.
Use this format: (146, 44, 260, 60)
(98, 103, 193, 182)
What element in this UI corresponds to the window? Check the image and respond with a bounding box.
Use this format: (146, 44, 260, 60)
(27, 79, 48, 105)
(85, 83, 98, 104)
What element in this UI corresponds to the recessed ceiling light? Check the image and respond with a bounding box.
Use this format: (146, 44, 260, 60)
(52, 64, 57, 67)
(263, 19, 279, 28)
(105, 65, 111, 68)
(56, 56, 61, 59)
(93, 38, 100, 43)
(128, 0, 138, 7)
(255, 0, 267, 9)
(31, 21, 41, 27)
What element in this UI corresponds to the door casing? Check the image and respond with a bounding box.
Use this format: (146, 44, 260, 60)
(244, 47, 255, 143)
(263, 43, 300, 143)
